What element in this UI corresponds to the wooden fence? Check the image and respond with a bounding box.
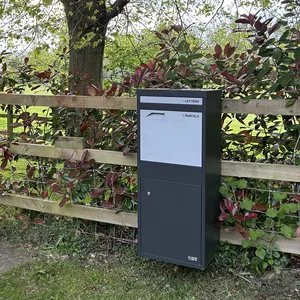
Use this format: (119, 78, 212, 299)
(1, 93, 300, 255)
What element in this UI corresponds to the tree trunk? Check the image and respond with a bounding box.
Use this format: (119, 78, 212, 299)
(60, 0, 130, 94)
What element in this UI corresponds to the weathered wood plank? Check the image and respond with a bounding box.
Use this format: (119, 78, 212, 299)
(8, 143, 300, 182)
(222, 160, 300, 182)
(0, 194, 138, 228)
(9, 143, 137, 166)
(0, 93, 136, 110)
(1, 194, 299, 254)
(54, 136, 85, 150)
(2, 94, 300, 115)
(222, 99, 300, 115)
(220, 227, 300, 255)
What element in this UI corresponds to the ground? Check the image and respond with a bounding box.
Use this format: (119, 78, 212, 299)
(0, 242, 35, 275)
(1, 242, 300, 300)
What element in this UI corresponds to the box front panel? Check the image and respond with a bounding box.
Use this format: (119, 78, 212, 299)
(139, 178, 203, 268)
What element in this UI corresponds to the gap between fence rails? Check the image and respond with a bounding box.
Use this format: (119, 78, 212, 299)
(1, 193, 300, 255)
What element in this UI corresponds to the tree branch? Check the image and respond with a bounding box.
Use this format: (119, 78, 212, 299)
(106, 0, 130, 21)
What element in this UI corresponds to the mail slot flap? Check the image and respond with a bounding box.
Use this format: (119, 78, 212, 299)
(140, 96, 203, 105)
(140, 110, 202, 167)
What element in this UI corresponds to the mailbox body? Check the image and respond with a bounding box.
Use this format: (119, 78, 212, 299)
(137, 89, 221, 269)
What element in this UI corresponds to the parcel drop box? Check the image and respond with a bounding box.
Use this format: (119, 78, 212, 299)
(137, 89, 222, 269)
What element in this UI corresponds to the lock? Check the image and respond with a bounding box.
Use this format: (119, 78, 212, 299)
(147, 191, 151, 196)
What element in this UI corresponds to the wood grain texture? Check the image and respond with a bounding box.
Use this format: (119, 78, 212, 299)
(0, 194, 138, 228)
(222, 99, 300, 115)
(54, 136, 85, 150)
(9, 143, 137, 166)
(221, 160, 300, 182)
(0, 93, 136, 110)
(9, 143, 300, 182)
(2, 94, 300, 115)
(220, 227, 300, 255)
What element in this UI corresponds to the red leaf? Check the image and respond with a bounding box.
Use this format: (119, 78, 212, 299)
(41, 190, 48, 199)
(224, 43, 230, 57)
(117, 85, 124, 97)
(27, 167, 36, 178)
(105, 82, 118, 96)
(91, 188, 107, 198)
(24, 57, 29, 65)
(80, 149, 89, 164)
(224, 198, 234, 213)
(235, 18, 250, 24)
(16, 214, 28, 222)
(32, 219, 44, 225)
(220, 201, 226, 213)
(292, 195, 300, 203)
(1, 159, 7, 170)
(2, 62, 7, 72)
(252, 203, 267, 211)
(86, 86, 97, 96)
(105, 173, 118, 187)
(244, 212, 258, 220)
(101, 197, 114, 209)
(59, 195, 70, 207)
(63, 47, 67, 54)
(227, 46, 236, 58)
(211, 64, 217, 73)
(214, 44, 222, 59)
(296, 227, 300, 238)
(114, 187, 125, 195)
(221, 72, 237, 83)
(235, 224, 244, 233)
(233, 214, 245, 221)
(218, 212, 230, 221)
(121, 117, 131, 125)
(241, 232, 251, 239)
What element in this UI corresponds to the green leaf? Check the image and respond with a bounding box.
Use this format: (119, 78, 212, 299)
(266, 208, 278, 218)
(294, 48, 300, 60)
(257, 67, 272, 80)
(280, 203, 298, 214)
(280, 225, 294, 238)
(236, 179, 248, 189)
(242, 239, 253, 248)
(272, 48, 282, 63)
(286, 98, 296, 107)
(240, 198, 253, 211)
(255, 248, 266, 260)
(273, 192, 287, 201)
(42, 0, 53, 6)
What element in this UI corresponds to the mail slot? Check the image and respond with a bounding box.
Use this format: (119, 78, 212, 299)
(137, 89, 222, 269)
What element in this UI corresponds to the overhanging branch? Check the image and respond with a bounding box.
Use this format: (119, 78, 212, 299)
(106, 0, 130, 21)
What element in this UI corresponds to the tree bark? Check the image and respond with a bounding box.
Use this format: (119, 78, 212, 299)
(60, 0, 130, 94)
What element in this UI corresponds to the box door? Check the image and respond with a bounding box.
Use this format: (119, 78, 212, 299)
(140, 110, 202, 167)
(139, 178, 202, 268)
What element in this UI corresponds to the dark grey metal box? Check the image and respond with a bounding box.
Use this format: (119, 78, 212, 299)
(137, 89, 221, 269)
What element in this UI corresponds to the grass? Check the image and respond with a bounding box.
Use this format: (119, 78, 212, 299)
(0, 218, 299, 300)
(1, 245, 300, 300)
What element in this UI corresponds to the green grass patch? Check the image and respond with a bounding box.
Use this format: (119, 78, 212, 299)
(0, 247, 299, 300)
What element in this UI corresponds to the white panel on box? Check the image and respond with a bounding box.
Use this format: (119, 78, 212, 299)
(140, 110, 202, 167)
(140, 96, 203, 106)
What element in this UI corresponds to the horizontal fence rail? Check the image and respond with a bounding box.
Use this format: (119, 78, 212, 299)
(9, 143, 300, 182)
(1, 193, 300, 255)
(1, 93, 300, 255)
(1, 93, 300, 115)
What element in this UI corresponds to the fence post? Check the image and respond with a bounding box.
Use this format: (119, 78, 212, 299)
(7, 104, 13, 141)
